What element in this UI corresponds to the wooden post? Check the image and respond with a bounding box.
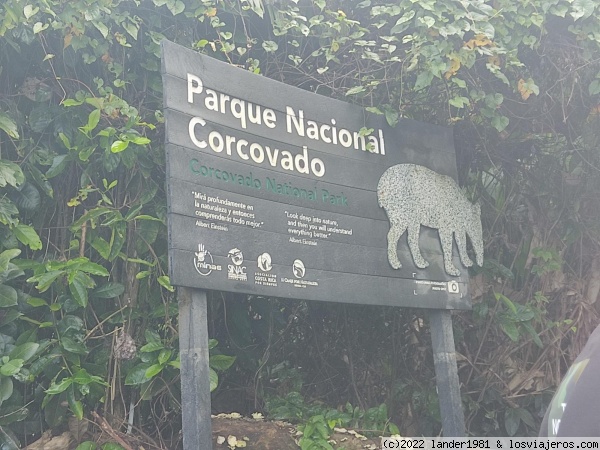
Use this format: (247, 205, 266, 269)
(178, 287, 212, 449)
(429, 309, 465, 437)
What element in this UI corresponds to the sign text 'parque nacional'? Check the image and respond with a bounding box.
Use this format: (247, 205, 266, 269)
(161, 40, 483, 309)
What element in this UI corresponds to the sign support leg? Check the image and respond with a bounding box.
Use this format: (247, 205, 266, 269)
(429, 309, 465, 437)
(178, 287, 212, 449)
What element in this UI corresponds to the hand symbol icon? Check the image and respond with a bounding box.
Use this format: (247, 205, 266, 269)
(195, 244, 207, 262)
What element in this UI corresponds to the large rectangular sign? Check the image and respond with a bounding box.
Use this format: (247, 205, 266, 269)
(161, 40, 476, 309)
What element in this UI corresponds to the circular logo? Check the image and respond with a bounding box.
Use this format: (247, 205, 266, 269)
(257, 252, 272, 272)
(292, 259, 305, 279)
(228, 248, 244, 266)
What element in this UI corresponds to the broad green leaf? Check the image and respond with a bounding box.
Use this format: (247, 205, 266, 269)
(491, 115, 509, 132)
(210, 354, 236, 371)
(168, 0, 185, 15)
(46, 377, 72, 395)
(209, 367, 218, 392)
(62, 99, 84, 107)
(15, 328, 37, 345)
(45, 154, 70, 179)
(144, 363, 163, 378)
(29, 105, 55, 132)
(78, 261, 109, 276)
(26, 165, 53, 198)
(570, 0, 595, 20)
(135, 271, 151, 280)
(29, 354, 60, 377)
(157, 275, 174, 292)
(60, 337, 88, 354)
(133, 214, 163, 222)
(0, 265, 24, 283)
(91, 237, 111, 260)
(33, 21, 48, 33)
(0, 286, 18, 308)
(0, 377, 13, 402)
(75, 442, 97, 450)
(78, 146, 96, 161)
(522, 321, 543, 348)
(419, 16, 435, 28)
(26, 297, 46, 307)
(102, 443, 126, 450)
(11, 182, 41, 211)
(496, 292, 518, 314)
(57, 315, 84, 335)
(0, 249, 21, 272)
(145, 329, 161, 344)
(449, 96, 470, 108)
(365, 107, 383, 115)
(123, 21, 139, 40)
(93, 282, 124, 299)
(28, 270, 63, 292)
(140, 341, 164, 352)
(0, 359, 23, 377)
(0, 112, 19, 139)
(589, 79, 600, 96)
(504, 408, 520, 436)
(72, 368, 94, 385)
(86, 109, 100, 131)
(390, 10, 415, 34)
(92, 21, 109, 38)
(0, 198, 19, 226)
(9, 342, 39, 362)
(108, 222, 126, 261)
(13, 224, 42, 250)
(71, 207, 113, 229)
(111, 140, 129, 153)
(67, 386, 84, 420)
(130, 136, 150, 145)
(262, 41, 278, 53)
(500, 320, 519, 342)
(0, 405, 29, 426)
(0, 161, 24, 188)
(549, 4, 569, 17)
(1, 310, 21, 327)
(125, 362, 153, 385)
(158, 349, 172, 365)
(414, 71, 434, 91)
(384, 108, 399, 127)
(71, 285, 95, 312)
(346, 85, 366, 96)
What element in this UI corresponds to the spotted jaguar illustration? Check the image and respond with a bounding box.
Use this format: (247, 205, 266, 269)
(377, 164, 483, 276)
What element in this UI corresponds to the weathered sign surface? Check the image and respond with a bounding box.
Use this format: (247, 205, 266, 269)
(161, 40, 476, 309)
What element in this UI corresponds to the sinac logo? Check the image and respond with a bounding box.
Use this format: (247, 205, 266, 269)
(227, 248, 247, 281)
(228, 248, 244, 266)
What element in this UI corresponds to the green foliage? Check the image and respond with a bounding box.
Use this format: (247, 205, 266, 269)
(266, 391, 399, 449)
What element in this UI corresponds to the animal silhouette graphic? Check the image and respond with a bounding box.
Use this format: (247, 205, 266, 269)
(377, 164, 483, 276)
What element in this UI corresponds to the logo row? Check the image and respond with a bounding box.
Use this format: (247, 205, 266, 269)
(193, 244, 306, 280)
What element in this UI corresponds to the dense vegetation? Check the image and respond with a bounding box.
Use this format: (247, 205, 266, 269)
(1, 0, 600, 447)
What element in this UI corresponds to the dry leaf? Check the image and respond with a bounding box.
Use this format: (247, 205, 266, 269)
(445, 57, 461, 79)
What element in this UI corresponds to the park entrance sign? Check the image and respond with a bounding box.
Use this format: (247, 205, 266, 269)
(162, 40, 479, 447)
(161, 40, 479, 310)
